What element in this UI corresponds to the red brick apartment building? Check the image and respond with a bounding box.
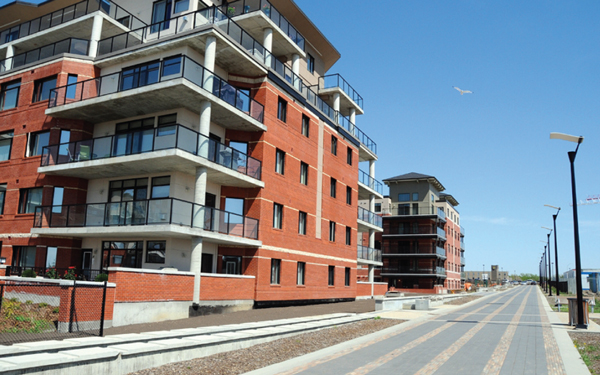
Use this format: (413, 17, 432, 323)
(0, 0, 385, 326)
(373, 173, 466, 294)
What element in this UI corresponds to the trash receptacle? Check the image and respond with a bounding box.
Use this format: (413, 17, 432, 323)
(567, 297, 589, 326)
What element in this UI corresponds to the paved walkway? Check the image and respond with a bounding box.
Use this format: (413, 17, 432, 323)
(247, 286, 591, 375)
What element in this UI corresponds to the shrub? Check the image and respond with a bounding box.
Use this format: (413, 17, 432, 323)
(94, 273, 109, 282)
(63, 268, 76, 280)
(52, 307, 59, 314)
(45, 268, 59, 279)
(21, 269, 37, 278)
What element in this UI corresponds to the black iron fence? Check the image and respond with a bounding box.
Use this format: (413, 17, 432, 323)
(0, 280, 109, 345)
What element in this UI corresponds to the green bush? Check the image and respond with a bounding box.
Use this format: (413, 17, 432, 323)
(45, 268, 59, 279)
(52, 307, 59, 314)
(94, 273, 109, 282)
(21, 269, 37, 278)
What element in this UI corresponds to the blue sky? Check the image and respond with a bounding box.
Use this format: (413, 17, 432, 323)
(296, 0, 600, 276)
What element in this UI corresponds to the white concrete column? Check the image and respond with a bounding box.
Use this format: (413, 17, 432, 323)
(369, 228, 375, 249)
(191, 237, 203, 303)
(349, 108, 356, 135)
(292, 53, 300, 90)
(333, 92, 340, 112)
(3, 44, 13, 71)
(198, 100, 212, 158)
(204, 36, 217, 92)
(368, 264, 374, 283)
(89, 14, 103, 58)
(191, 166, 208, 303)
(263, 28, 273, 66)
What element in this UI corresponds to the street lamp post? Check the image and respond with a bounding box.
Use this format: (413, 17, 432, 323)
(545, 205, 561, 296)
(550, 132, 586, 329)
(542, 227, 553, 296)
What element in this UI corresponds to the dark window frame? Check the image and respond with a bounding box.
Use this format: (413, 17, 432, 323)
(347, 147, 352, 165)
(346, 186, 352, 205)
(275, 149, 285, 175)
(307, 54, 315, 74)
(331, 135, 337, 155)
(346, 226, 351, 246)
(0, 79, 20, 110)
(300, 161, 308, 185)
(297, 262, 305, 285)
(0, 183, 6, 215)
(329, 221, 336, 242)
(271, 258, 281, 284)
(146, 240, 166, 264)
(277, 97, 287, 122)
(18, 187, 43, 214)
(345, 267, 350, 286)
(27, 130, 50, 157)
(298, 211, 307, 235)
(32, 75, 57, 103)
(273, 202, 283, 229)
(301, 115, 310, 137)
(328, 265, 335, 286)
(0, 130, 14, 161)
(330, 178, 336, 198)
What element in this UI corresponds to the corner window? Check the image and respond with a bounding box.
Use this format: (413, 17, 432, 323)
(297, 262, 305, 285)
(330, 178, 336, 198)
(329, 221, 336, 242)
(275, 149, 285, 174)
(346, 186, 352, 205)
(271, 258, 281, 284)
(298, 211, 307, 235)
(331, 136, 337, 155)
(32, 75, 57, 102)
(146, 241, 166, 263)
(0, 183, 6, 215)
(347, 147, 352, 165)
(307, 54, 315, 74)
(18, 187, 43, 214)
(301, 115, 310, 137)
(300, 161, 308, 185)
(328, 265, 335, 286)
(0, 131, 14, 161)
(27, 131, 50, 157)
(0, 80, 20, 110)
(273, 203, 283, 229)
(277, 97, 287, 122)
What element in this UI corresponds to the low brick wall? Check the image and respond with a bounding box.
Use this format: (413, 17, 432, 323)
(356, 282, 388, 297)
(199, 273, 256, 301)
(107, 268, 195, 302)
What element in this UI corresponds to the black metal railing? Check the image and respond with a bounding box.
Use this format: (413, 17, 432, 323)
(357, 245, 382, 262)
(383, 244, 446, 257)
(382, 266, 446, 275)
(4, 266, 104, 282)
(358, 207, 382, 227)
(1, 38, 89, 73)
(320, 74, 363, 109)
(40, 124, 262, 180)
(33, 198, 259, 240)
(48, 55, 265, 123)
(386, 226, 447, 237)
(0, 0, 145, 47)
(358, 170, 383, 194)
(222, 0, 305, 50)
(394, 204, 446, 220)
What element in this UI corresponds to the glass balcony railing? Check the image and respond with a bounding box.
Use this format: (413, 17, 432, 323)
(0, 38, 89, 73)
(383, 244, 446, 257)
(33, 198, 259, 240)
(40, 124, 261, 180)
(357, 245, 382, 262)
(320, 74, 363, 109)
(437, 226, 446, 239)
(460, 241, 465, 251)
(460, 256, 465, 265)
(222, 0, 305, 50)
(387, 225, 447, 238)
(460, 226, 465, 236)
(358, 170, 383, 195)
(461, 272, 466, 280)
(48, 55, 265, 123)
(0, 0, 145, 47)
(381, 266, 445, 276)
(436, 267, 446, 276)
(358, 207, 382, 228)
(394, 204, 446, 220)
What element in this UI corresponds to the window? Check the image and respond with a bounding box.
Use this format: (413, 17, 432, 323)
(0, 80, 20, 110)
(331, 136, 337, 155)
(225, 197, 244, 216)
(151, 176, 170, 198)
(0, 184, 6, 215)
(161, 56, 182, 78)
(301, 115, 310, 137)
(0, 131, 14, 161)
(150, 0, 172, 33)
(273, 203, 283, 229)
(275, 149, 285, 174)
(297, 262, 305, 285)
(374, 203, 381, 213)
(27, 131, 50, 157)
(329, 221, 336, 242)
(298, 211, 307, 235)
(18, 187, 43, 214)
(222, 255, 242, 274)
(52, 187, 64, 213)
(277, 97, 287, 122)
(346, 226, 351, 246)
(271, 258, 281, 284)
(330, 178, 336, 198)
(12, 246, 36, 267)
(346, 186, 352, 205)
(345, 267, 350, 286)
(328, 265, 335, 286)
(32, 75, 57, 102)
(102, 241, 143, 269)
(398, 193, 410, 202)
(109, 178, 148, 202)
(412, 193, 419, 201)
(174, 0, 189, 13)
(121, 61, 160, 91)
(146, 241, 166, 263)
(45, 247, 57, 268)
(65, 75, 78, 99)
(347, 147, 352, 165)
(307, 54, 315, 74)
(300, 161, 308, 185)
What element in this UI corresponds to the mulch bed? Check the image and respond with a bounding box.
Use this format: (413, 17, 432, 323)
(569, 330, 600, 375)
(0, 299, 58, 333)
(130, 318, 403, 375)
(444, 295, 481, 305)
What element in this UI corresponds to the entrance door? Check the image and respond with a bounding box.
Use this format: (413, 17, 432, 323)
(81, 249, 92, 280)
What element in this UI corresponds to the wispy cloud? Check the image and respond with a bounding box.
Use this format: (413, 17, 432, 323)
(461, 215, 537, 227)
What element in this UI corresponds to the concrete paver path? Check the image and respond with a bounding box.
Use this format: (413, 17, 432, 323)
(249, 286, 588, 375)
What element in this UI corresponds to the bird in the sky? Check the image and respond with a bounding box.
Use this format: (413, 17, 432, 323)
(453, 86, 473, 95)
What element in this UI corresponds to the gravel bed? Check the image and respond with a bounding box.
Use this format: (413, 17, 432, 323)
(444, 295, 481, 305)
(569, 331, 600, 375)
(129, 318, 402, 375)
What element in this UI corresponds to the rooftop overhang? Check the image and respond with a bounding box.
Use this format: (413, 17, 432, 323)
(0, 0, 72, 27)
(357, 259, 383, 267)
(383, 177, 445, 192)
(318, 88, 364, 117)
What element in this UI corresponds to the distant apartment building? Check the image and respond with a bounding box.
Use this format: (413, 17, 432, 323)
(0, 0, 384, 325)
(373, 173, 465, 294)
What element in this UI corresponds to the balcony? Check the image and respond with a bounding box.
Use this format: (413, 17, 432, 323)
(32, 198, 260, 246)
(357, 245, 382, 265)
(39, 124, 263, 188)
(357, 207, 383, 232)
(392, 203, 446, 221)
(358, 169, 383, 199)
(460, 226, 465, 237)
(461, 256, 465, 266)
(46, 55, 265, 130)
(384, 225, 447, 241)
(0, 0, 144, 55)
(383, 244, 446, 259)
(381, 266, 446, 278)
(1, 38, 89, 74)
(95, 6, 267, 77)
(461, 272, 466, 280)
(318, 74, 363, 115)
(223, 0, 305, 56)
(460, 241, 465, 251)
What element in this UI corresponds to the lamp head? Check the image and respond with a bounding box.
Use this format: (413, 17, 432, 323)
(550, 132, 584, 144)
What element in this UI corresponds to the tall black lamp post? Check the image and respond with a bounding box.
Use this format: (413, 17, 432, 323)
(545, 205, 561, 296)
(550, 132, 586, 329)
(542, 227, 553, 296)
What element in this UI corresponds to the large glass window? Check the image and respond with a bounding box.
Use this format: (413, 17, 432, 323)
(271, 258, 281, 284)
(18, 187, 43, 214)
(146, 241, 166, 263)
(150, 0, 172, 33)
(102, 241, 143, 269)
(174, 0, 189, 13)
(121, 61, 160, 91)
(0, 80, 20, 110)
(151, 176, 170, 198)
(273, 203, 283, 229)
(45, 247, 57, 268)
(32, 75, 57, 102)
(398, 193, 410, 202)
(13, 246, 36, 267)
(114, 117, 155, 156)
(0, 183, 6, 215)
(161, 56, 182, 78)
(107, 178, 148, 225)
(28, 131, 50, 156)
(0, 131, 14, 161)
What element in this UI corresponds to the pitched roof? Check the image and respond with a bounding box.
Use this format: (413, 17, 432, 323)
(439, 193, 459, 206)
(383, 172, 445, 191)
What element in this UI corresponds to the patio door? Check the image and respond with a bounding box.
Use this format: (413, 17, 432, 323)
(81, 249, 92, 280)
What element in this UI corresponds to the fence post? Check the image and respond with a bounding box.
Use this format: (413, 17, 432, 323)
(69, 280, 77, 333)
(99, 280, 107, 337)
(0, 284, 4, 316)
